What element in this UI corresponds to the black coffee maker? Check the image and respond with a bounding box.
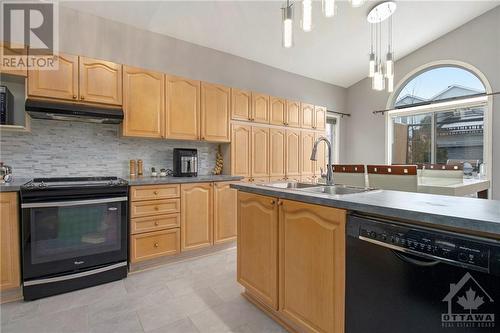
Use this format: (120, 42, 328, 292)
(173, 149, 198, 177)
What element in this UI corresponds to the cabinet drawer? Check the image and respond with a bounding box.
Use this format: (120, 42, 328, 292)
(130, 228, 180, 263)
(130, 185, 180, 201)
(131, 214, 180, 234)
(130, 199, 180, 218)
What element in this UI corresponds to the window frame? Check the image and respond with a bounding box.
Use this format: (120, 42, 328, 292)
(326, 113, 340, 164)
(384, 61, 493, 186)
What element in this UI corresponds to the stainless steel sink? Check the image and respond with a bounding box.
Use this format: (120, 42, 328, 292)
(258, 182, 324, 189)
(299, 185, 376, 195)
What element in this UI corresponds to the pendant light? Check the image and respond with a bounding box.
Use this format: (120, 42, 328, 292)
(301, 0, 313, 32)
(351, 0, 366, 8)
(368, 24, 375, 77)
(282, 0, 294, 48)
(322, 0, 335, 18)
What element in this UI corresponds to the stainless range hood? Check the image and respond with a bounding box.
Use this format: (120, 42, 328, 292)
(25, 99, 124, 124)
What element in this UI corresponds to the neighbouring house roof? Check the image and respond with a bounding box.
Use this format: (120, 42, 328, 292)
(395, 85, 484, 107)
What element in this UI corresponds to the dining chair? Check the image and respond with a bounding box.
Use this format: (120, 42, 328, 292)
(367, 165, 418, 192)
(417, 163, 463, 179)
(332, 164, 366, 187)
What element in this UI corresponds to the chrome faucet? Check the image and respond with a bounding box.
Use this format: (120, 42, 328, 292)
(310, 136, 334, 185)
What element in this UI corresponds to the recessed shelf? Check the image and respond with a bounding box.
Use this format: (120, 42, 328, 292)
(0, 72, 29, 131)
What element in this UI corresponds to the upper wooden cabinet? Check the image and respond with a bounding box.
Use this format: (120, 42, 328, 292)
(180, 183, 213, 251)
(285, 129, 301, 178)
(270, 97, 286, 126)
(314, 105, 327, 131)
(79, 56, 122, 105)
(165, 76, 200, 140)
(237, 192, 279, 310)
(269, 128, 286, 178)
(214, 182, 237, 244)
(122, 66, 164, 138)
(28, 53, 78, 101)
(231, 88, 252, 121)
(279, 200, 346, 333)
(0, 192, 20, 291)
(301, 130, 316, 176)
(251, 126, 270, 178)
(301, 103, 315, 129)
(201, 82, 230, 142)
(252, 93, 270, 124)
(286, 100, 301, 128)
(0, 42, 28, 77)
(231, 124, 252, 178)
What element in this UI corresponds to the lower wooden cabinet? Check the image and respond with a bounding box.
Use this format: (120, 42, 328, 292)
(181, 183, 213, 251)
(130, 214, 180, 235)
(0, 192, 21, 291)
(279, 200, 346, 333)
(237, 192, 278, 310)
(213, 182, 237, 244)
(130, 198, 180, 219)
(130, 228, 180, 263)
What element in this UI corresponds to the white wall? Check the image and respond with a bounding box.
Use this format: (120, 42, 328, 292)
(343, 6, 500, 199)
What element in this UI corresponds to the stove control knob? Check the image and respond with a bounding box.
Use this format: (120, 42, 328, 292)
(458, 253, 468, 262)
(369, 231, 377, 238)
(38, 181, 47, 188)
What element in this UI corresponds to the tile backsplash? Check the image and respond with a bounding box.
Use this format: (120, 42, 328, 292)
(0, 119, 220, 178)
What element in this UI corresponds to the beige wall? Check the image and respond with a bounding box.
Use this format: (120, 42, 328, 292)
(343, 6, 500, 199)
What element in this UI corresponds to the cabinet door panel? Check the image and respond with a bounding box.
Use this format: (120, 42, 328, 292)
(28, 53, 78, 101)
(301, 103, 314, 129)
(301, 131, 315, 176)
(251, 127, 270, 178)
(237, 192, 278, 309)
(270, 97, 286, 126)
(252, 93, 270, 124)
(1, 42, 28, 77)
(269, 128, 285, 178)
(166, 76, 200, 140)
(214, 182, 237, 244)
(285, 130, 301, 178)
(122, 66, 164, 138)
(231, 88, 252, 121)
(181, 183, 213, 251)
(286, 100, 301, 128)
(79, 57, 122, 105)
(279, 200, 346, 333)
(231, 124, 252, 178)
(314, 105, 326, 131)
(201, 82, 230, 142)
(0, 193, 20, 291)
(130, 229, 180, 263)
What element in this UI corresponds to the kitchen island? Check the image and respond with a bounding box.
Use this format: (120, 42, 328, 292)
(231, 182, 500, 333)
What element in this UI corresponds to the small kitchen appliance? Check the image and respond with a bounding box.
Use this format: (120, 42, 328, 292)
(173, 148, 198, 177)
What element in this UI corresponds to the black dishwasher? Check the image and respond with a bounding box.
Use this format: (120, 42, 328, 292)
(346, 213, 500, 333)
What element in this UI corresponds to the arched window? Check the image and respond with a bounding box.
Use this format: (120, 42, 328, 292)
(388, 65, 489, 174)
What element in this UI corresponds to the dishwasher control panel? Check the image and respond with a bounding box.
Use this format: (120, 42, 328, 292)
(358, 219, 490, 271)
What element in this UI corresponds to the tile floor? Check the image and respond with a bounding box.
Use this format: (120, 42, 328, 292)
(0, 248, 286, 333)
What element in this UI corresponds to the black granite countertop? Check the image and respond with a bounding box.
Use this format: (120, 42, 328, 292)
(231, 183, 500, 238)
(125, 174, 243, 186)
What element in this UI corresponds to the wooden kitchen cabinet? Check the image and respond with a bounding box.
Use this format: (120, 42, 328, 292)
(79, 57, 122, 105)
(301, 103, 315, 129)
(130, 214, 180, 235)
(122, 66, 164, 138)
(252, 93, 270, 124)
(301, 130, 316, 177)
(213, 182, 237, 244)
(130, 199, 180, 219)
(201, 82, 230, 142)
(269, 128, 286, 178)
(237, 192, 278, 309)
(279, 200, 346, 333)
(165, 76, 200, 140)
(314, 105, 327, 131)
(285, 129, 301, 180)
(231, 88, 252, 121)
(28, 53, 79, 101)
(286, 100, 301, 128)
(130, 228, 180, 263)
(0, 42, 28, 77)
(0, 192, 20, 291)
(251, 126, 270, 178)
(270, 97, 286, 126)
(130, 184, 180, 202)
(180, 183, 213, 251)
(231, 124, 252, 178)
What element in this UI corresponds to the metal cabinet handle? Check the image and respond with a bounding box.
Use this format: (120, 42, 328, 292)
(80, 96, 85, 100)
(153, 191, 158, 195)
(154, 242, 159, 248)
(72, 95, 77, 99)
(154, 221, 159, 226)
(154, 206, 159, 211)
(270, 200, 276, 205)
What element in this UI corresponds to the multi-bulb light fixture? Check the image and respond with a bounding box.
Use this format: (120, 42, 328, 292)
(282, 0, 368, 49)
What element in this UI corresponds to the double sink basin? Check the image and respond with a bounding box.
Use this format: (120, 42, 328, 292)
(258, 182, 376, 196)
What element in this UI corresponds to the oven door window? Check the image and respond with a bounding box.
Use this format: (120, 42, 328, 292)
(29, 202, 122, 264)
